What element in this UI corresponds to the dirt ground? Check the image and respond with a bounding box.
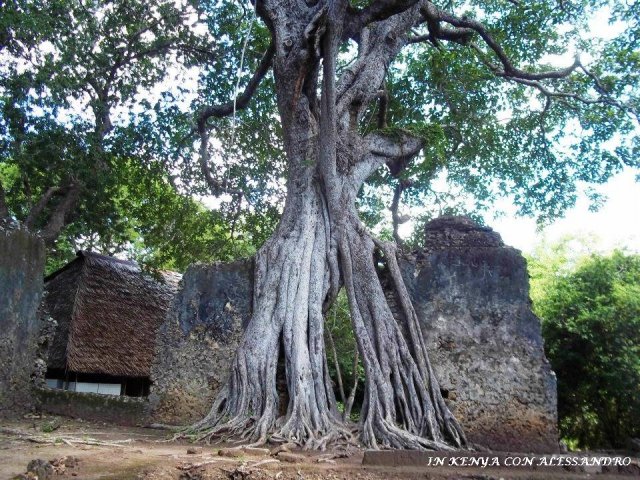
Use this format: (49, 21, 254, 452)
(0, 416, 637, 480)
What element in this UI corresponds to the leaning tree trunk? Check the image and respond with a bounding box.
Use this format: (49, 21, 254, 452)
(191, 0, 466, 451)
(338, 206, 464, 449)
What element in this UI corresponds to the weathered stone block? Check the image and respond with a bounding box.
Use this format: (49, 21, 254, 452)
(0, 227, 45, 416)
(397, 216, 558, 452)
(148, 259, 253, 424)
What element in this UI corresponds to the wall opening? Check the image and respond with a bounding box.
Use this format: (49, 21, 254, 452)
(45, 368, 150, 397)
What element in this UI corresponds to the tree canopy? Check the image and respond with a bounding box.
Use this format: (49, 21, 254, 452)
(1, 0, 638, 268)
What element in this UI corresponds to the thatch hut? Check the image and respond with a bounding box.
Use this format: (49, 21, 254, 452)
(43, 251, 180, 397)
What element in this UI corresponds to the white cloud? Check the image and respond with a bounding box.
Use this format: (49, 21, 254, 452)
(492, 169, 640, 254)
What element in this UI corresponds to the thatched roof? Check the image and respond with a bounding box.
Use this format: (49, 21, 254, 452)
(44, 251, 181, 378)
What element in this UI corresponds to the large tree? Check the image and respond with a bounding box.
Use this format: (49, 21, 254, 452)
(185, 0, 638, 450)
(3, 0, 638, 451)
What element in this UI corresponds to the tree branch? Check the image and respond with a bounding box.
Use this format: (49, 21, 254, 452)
(343, 348, 359, 421)
(365, 131, 424, 163)
(391, 180, 412, 246)
(195, 42, 275, 196)
(391, 182, 403, 245)
(468, 42, 638, 121)
(197, 42, 275, 126)
(578, 64, 639, 122)
(376, 89, 389, 129)
(24, 186, 62, 230)
(336, 7, 421, 131)
(346, 0, 420, 40)
(39, 183, 81, 245)
(413, 2, 475, 47)
(354, 132, 424, 184)
(428, 4, 580, 80)
(326, 310, 346, 408)
(197, 125, 244, 197)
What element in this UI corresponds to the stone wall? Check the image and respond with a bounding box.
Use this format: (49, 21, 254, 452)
(148, 259, 253, 425)
(0, 227, 45, 416)
(148, 217, 558, 452)
(397, 216, 558, 452)
(36, 387, 148, 426)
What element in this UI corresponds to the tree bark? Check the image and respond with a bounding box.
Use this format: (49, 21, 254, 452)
(39, 183, 80, 246)
(191, 0, 466, 451)
(25, 186, 62, 230)
(192, 179, 349, 448)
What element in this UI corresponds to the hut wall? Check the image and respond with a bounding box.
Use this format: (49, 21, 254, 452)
(43, 259, 83, 371)
(0, 227, 45, 416)
(149, 259, 253, 425)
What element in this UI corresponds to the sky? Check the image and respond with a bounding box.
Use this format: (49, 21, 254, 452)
(490, 168, 640, 255)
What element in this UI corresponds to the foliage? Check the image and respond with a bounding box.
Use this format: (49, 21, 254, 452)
(357, 0, 639, 236)
(46, 158, 257, 274)
(0, 0, 271, 269)
(1, 0, 639, 269)
(530, 247, 640, 449)
(527, 234, 601, 306)
(325, 291, 365, 419)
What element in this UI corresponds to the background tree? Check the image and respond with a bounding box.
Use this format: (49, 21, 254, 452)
(1, 0, 283, 271)
(0, 0, 251, 271)
(530, 248, 640, 449)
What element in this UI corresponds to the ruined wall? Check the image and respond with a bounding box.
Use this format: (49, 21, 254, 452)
(148, 217, 557, 452)
(36, 387, 147, 426)
(398, 216, 558, 452)
(0, 227, 45, 416)
(149, 259, 253, 425)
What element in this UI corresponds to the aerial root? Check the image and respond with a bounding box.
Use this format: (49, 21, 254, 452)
(180, 209, 466, 452)
(373, 416, 456, 451)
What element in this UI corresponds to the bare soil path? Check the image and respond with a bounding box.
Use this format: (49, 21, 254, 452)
(1, 416, 637, 480)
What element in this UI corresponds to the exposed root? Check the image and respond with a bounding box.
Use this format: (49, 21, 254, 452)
(187, 182, 466, 451)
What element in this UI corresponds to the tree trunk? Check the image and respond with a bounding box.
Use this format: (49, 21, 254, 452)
(191, 1, 466, 451)
(192, 170, 464, 450)
(192, 176, 350, 448)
